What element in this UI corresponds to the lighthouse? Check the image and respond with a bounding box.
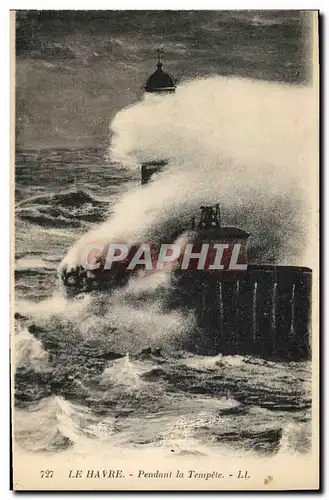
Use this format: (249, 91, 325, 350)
(144, 48, 176, 94)
(191, 204, 250, 273)
(142, 49, 175, 184)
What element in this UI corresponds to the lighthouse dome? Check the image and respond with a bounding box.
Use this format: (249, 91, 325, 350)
(145, 61, 176, 93)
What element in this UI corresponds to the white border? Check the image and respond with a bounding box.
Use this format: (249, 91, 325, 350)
(3, 2, 327, 9)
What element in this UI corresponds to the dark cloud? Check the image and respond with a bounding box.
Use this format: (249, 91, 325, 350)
(15, 10, 312, 149)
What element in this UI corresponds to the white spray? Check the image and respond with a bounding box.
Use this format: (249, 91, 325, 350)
(62, 75, 316, 269)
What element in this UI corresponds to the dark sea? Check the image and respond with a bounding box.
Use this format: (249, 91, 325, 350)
(14, 148, 311, 459)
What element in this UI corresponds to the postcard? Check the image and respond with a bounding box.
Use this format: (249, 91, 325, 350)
(11, 10, 319, 490)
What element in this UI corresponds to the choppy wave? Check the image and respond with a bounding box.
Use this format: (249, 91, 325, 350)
(14, 322, 311, 456)
(16, 189, 109, 228)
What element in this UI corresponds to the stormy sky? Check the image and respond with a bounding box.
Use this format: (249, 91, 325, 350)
(15, 10, 311, 150)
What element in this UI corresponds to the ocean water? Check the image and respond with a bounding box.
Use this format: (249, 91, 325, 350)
(14, 148, 312, 458)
